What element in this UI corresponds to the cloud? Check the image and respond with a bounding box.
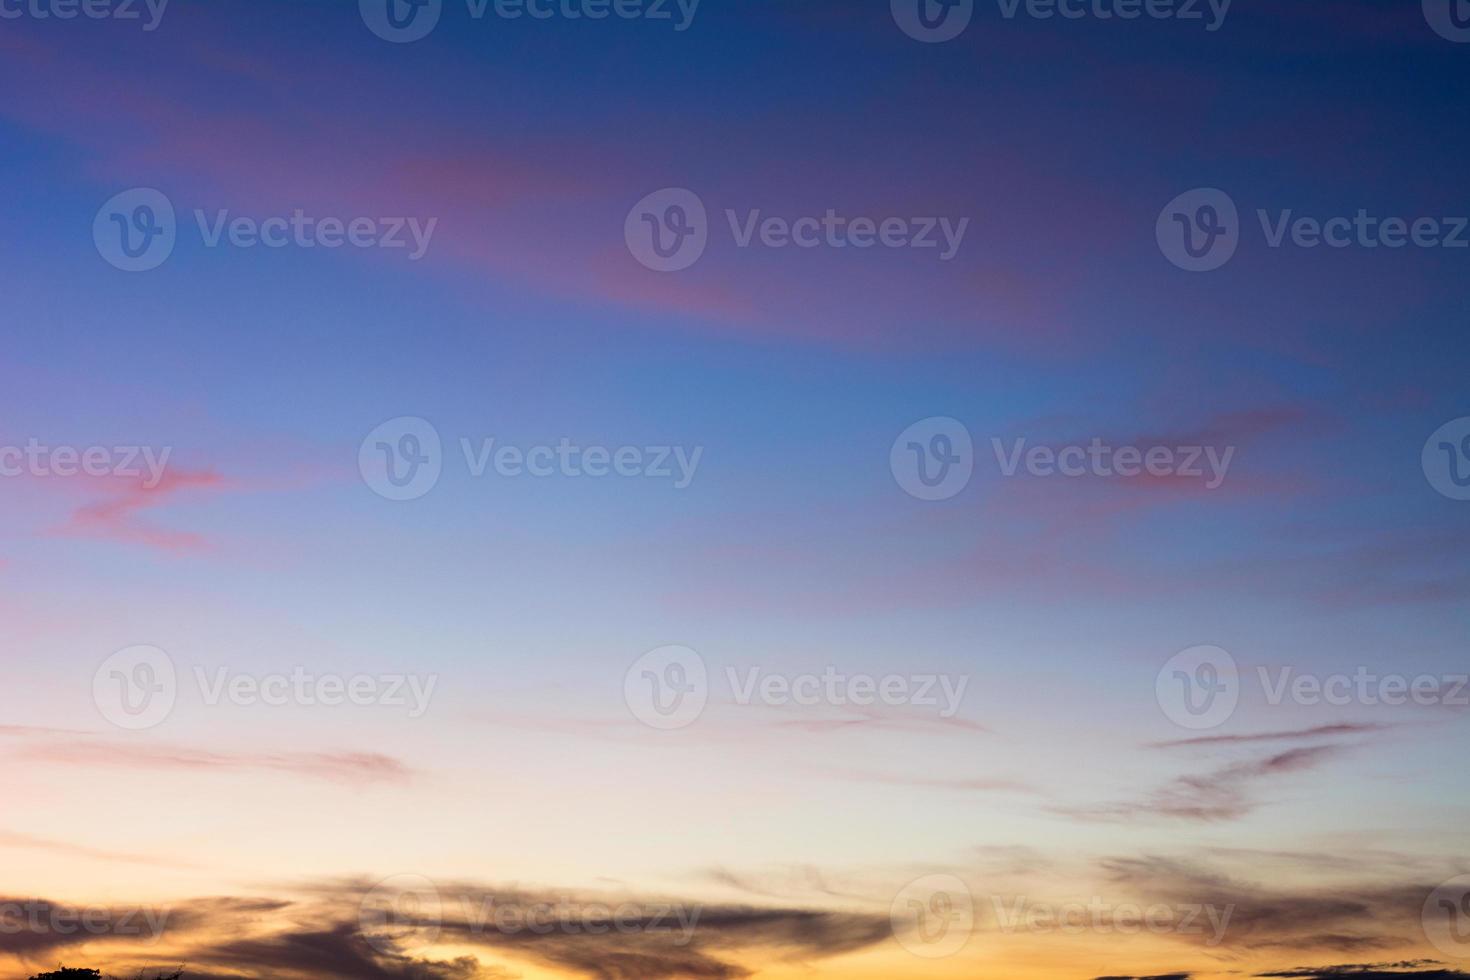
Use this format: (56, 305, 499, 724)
(1149, 724, 1392, 749)
(815, 767, 1038, 794)
(0, 831, 192, 869)
(195, 922, 489, 980)
(1256, 964, 1470, 979)
(15, 742, 414, 785)
(1063, 745, 1349, 822)
(23, 878, 893, 980)
(0, 896, 273, 963)
(1096, 855, 1435, 955)
(49, 468, 234, 554)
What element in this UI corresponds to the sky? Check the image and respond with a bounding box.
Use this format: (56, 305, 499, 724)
(2, 0, 1470, 978)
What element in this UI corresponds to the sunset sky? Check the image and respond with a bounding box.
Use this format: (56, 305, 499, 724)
(2, 1, 1470, 978)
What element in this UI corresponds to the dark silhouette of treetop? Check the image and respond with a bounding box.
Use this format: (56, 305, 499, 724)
(29, 969, 183, 980)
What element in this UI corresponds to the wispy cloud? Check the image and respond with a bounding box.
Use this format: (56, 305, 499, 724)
(16, 741, 414, 785)
(48, 468, 234, 553)
(1150, 723, 1393, 749)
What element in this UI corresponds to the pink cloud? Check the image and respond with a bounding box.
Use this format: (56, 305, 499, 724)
(49, 468, 234, 554)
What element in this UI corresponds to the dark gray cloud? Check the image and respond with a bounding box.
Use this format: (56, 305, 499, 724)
(1063, 745, 1349, 822)
(1255, 962, 1470, 979)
